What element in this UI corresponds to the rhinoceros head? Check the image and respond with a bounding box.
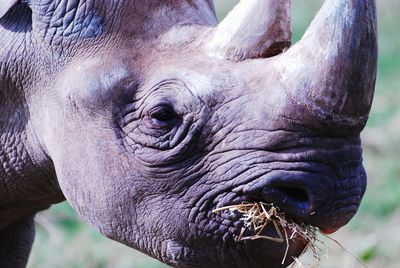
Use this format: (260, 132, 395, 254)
(0, 0, 377, 267)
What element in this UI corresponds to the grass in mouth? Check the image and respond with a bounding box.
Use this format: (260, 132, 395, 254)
(212, 202, 367, 268)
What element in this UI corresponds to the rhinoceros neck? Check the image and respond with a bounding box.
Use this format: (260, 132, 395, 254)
(0, 10, 65, 227)
(0, 106, 64, 228)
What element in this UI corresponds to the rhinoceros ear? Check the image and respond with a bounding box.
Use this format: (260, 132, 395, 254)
(0, 0, 19, 18)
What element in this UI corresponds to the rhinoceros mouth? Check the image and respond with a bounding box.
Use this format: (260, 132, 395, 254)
(204, 202, 310, 267)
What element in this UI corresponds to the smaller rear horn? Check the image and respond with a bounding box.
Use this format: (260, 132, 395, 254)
(205, 0, 291, 61)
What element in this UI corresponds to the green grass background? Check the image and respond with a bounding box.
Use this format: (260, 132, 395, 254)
(28, 0, 400, 267)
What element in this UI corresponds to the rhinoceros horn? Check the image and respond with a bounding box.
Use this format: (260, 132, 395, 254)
(206, 0, 292, 60)
(207, 0, 377, 127)
(276, 0, 378, 127)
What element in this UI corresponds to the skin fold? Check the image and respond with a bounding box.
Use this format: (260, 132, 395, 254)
(0, 1, 377, 267)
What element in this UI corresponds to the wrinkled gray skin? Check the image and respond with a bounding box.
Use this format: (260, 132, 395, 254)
(0, 0, 377, 268)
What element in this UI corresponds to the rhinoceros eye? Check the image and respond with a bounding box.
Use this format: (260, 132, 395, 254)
(149, 105, 179, 129)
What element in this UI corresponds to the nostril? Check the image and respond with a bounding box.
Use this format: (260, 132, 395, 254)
(261, 186, 312, 220)
(260, 185, 313, 222)
(275, 186, 309, 204)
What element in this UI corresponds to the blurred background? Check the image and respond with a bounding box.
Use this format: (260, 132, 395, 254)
(27, 0, 400, 267)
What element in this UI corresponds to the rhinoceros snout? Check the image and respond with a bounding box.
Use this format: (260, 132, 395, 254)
(252, 169, 366, 232)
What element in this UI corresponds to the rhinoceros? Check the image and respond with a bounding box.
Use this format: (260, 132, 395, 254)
(0, 0, 377, 267)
